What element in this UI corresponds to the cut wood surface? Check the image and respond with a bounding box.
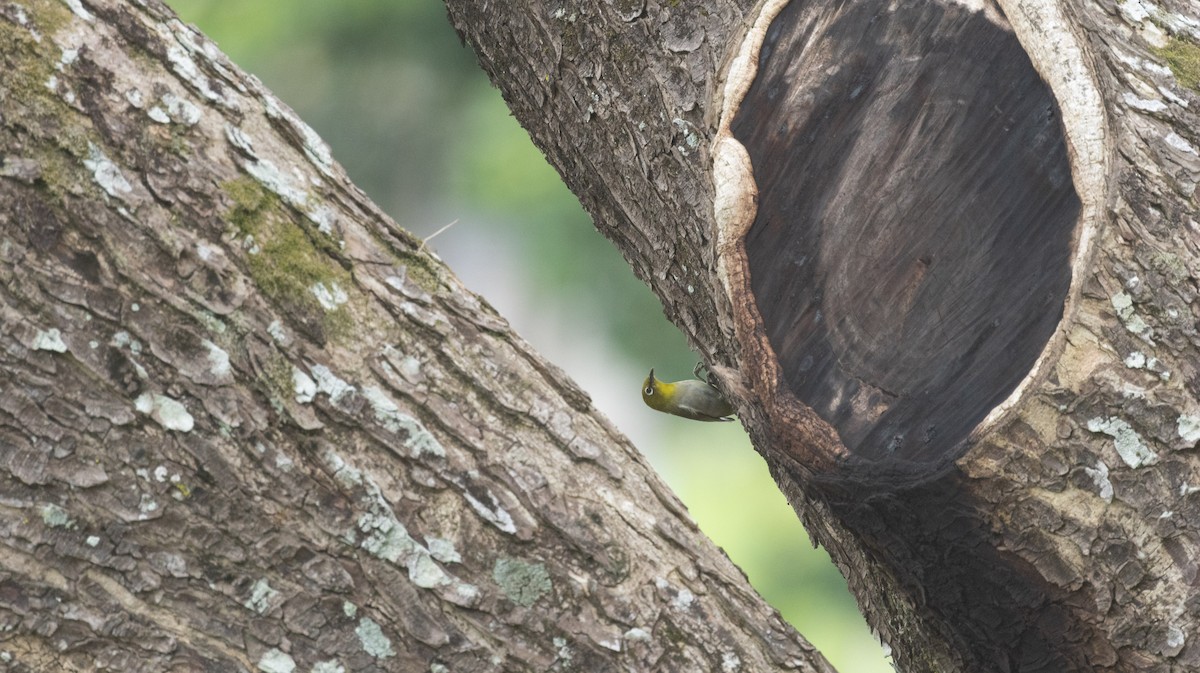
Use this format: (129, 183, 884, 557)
(734, 0, 1079, 464)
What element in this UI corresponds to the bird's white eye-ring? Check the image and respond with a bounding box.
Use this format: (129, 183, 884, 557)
(644, 386, 654, 396)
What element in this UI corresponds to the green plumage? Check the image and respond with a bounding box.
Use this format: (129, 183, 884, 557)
(641, 368, 735, 422)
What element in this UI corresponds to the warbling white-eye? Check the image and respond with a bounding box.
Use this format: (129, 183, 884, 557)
(641, 364, 735, 422)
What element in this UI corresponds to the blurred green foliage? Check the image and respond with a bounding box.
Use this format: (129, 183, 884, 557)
(447, 91, 697, 372)
(168, 2, 890, 672)
(176, 0, 695, 373)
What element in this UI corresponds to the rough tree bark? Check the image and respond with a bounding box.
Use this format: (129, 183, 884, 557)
(446, 0, 1200, 671)
(0, 1, 836, 672)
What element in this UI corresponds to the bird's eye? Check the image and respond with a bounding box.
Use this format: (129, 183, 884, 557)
(644, 386, 654, 396)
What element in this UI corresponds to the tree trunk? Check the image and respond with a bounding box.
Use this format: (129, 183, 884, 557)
(446, 0, 1200, 671)
(0, 2, 835, 672)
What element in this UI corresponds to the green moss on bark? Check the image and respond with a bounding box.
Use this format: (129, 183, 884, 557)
(224, 177, 357, 343)
(1157, 36, 1200, 91)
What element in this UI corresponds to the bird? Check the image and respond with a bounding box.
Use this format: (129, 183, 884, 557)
(641, 365, 735, 422)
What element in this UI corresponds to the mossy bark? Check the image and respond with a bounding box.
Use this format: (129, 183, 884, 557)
(0, 2, 832, 672)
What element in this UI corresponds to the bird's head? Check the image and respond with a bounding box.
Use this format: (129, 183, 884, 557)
(642, 368, 675, 412)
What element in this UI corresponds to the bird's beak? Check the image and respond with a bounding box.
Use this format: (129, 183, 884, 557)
(648, 368, 656, 384)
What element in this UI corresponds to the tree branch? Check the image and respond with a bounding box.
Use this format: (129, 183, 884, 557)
(447, 0, 1200, 670)
(0, 1, 833, 671)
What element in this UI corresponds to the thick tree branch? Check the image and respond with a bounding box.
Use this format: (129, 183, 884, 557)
(447, 0, 1200, 670)
(0, 1, 833, 671)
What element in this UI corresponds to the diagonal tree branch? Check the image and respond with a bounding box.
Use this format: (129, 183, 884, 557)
(0, 1, 835, 671)
(447, 0, 1200, 670)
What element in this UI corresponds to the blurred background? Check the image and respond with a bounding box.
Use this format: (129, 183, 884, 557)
(165, 2, 889, 671)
